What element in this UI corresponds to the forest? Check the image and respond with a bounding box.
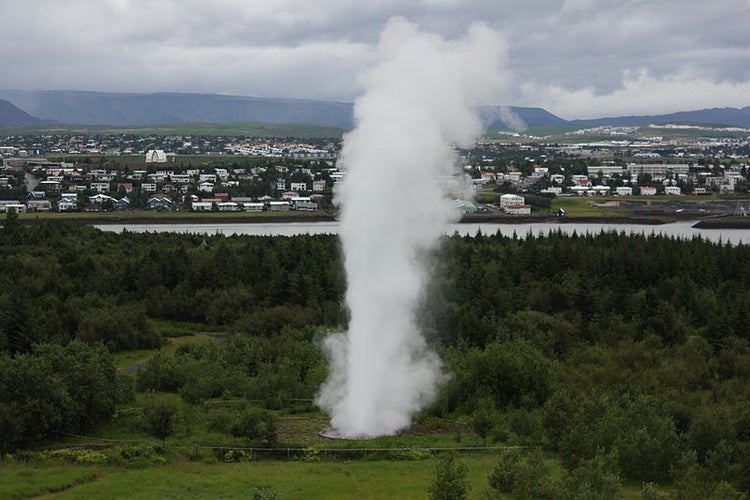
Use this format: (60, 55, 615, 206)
(1, 213, 750, 497)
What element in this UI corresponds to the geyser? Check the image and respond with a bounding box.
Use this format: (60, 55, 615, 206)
(316, 17, 508, 438)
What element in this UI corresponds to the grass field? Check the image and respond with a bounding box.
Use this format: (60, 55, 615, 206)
(0, 454, 498, 499)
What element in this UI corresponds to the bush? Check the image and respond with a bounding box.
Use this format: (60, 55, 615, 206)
(428, 453, 470, 500)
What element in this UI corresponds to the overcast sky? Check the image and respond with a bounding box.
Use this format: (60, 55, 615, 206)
(2, 0, 749, 119)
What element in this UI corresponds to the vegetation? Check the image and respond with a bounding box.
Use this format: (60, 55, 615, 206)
(1, 217, 750, 496)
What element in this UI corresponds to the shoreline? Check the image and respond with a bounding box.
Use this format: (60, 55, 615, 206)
(13, 211, 750, 228)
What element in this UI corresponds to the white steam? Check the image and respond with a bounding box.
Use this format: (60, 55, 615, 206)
(316, 17, 508, 438)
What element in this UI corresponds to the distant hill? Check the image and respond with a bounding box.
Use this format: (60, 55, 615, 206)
(569, 107, 750, 129)
(0, 98, 44, 125)
(0, 90, 746, 130)
(0, 90, 355, 129)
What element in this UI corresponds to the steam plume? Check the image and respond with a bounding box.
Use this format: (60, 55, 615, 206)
(317, 17, 507, 438)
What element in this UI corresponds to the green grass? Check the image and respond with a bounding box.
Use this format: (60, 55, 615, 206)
(112, 334, 217, 371)
(0, 465, 99, 498)
(3, 121, 345, 138)
(550, 197, 630, 217)
(0, 454, 500, 499)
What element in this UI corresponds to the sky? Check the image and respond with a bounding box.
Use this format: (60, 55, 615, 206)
(1, 0, 749, 119)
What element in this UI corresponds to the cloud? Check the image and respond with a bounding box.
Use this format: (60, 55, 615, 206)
(0, 0, 747, 117)
(520, 69, 750, 118)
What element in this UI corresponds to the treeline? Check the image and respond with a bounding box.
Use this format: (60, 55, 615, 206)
(2, 218, 750, 494)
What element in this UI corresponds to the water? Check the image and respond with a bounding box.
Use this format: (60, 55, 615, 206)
(94, 220, 750, 245)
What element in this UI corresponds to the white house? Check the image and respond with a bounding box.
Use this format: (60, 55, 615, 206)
(312, 180, 326, 192)
(290, 182, 308, 192)
(640, 186, 657, 196)
(550, 174, 565, 184)
(616, 187, 633, 196)
(242, 202, 265, 212)
(504, 204, 532, 215)
(500, 194, 525, 208)
(665, 186, 682, 195)
(191, 201, 213, 211)
(90, 182, 110, 193)
(217, 201, 239, 212)
(26, 199, 51, 211)
(198, 182, 215, 193)
(268, 201, 290, 211)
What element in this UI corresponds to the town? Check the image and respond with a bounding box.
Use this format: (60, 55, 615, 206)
(0, 131, 748, 216)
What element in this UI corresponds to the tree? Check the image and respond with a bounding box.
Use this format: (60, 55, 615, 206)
(143, 399, 178, 447)
(471, 398, 498, 444)
(487, 448, 558, 499)
(428, 453, 470, 500)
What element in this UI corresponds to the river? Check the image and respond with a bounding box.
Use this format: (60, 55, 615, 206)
(94, 220, 750, 245)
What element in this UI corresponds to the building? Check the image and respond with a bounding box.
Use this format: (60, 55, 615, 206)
(26, 199, 51, 211)
(504, 204, 532, 215)
(640, 186, 657, 196)
(616, 187, 633, 196)
(627, 163, 690, 176)
(499, 194, 525, 208)
(145, 150, 168, 163)
(665, 186, 682, 195)
(587, 165, 624, 176)
(191, 201, 213, 211)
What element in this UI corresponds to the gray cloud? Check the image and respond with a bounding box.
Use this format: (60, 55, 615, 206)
(0, 0, 747, 118)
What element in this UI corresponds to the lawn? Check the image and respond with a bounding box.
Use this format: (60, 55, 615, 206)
(0, 454, 499, 499)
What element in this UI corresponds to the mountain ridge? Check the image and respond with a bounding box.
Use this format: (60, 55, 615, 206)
(0, 89, 747, 130)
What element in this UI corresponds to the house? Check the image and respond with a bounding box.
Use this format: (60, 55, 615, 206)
(291, 197, 318, 211)
(88, 193, 115, 204)
(146, 196, 174, 210)
(312, 180, 327, 192)
(145, 150, 168, 163)
(198, 182, 214, 193)
(141, 183, 158, 192)
(57, 193, 78, 212)
(640, 186, 657, 196)
(550, 174, 565, 184)
(26, 199, 51, 211)
(452, 199, 477, 214)
(217, 202, 239, 212)
(616, 187, 633, 196)
(39, 180, 62, 192)
(191, 201, 213, 211)
(0, 202, 26, 213)
(500, 194, 525, 208)
(504, 204, 532, 215)
(90, 182, 110, 193)
(268, 201, 290, 211)
(113, 197, 130, 210)
(290, 182, 308, 192)
(665, 186, 682, 196)
(117, 183, 134, 193)
(241, 202, 265, 212)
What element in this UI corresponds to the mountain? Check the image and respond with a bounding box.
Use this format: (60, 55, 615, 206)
(0, 90, 747, 130)
(569, 107, 750, 129)
(0, 90, 355, 128)
(0, 98, 44, 125)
